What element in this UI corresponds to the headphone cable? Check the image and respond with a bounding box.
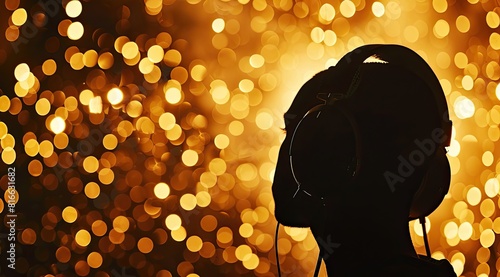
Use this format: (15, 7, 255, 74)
(275, 222, 282, 277)
(419, 217, 431, 257)
(313, 247, 324, 277)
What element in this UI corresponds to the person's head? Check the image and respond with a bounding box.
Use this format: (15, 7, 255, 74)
(273, 44, 452, 229)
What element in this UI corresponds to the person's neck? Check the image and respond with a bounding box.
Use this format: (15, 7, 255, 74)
(312, 210, 418, 275)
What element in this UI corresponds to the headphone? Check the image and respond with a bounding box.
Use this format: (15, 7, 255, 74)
(287, 44, 452, 220)
(275, 44, 453, 277)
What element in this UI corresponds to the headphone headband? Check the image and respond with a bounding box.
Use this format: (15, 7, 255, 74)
(324, 44, 452, 147)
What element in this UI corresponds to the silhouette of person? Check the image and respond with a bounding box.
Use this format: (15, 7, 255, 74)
(272, 45, 456, 277)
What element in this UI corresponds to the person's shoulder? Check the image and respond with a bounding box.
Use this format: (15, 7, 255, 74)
(415, 255, 456, 277)
(348, 255, 456, 277)
(377, 255, 456, 277)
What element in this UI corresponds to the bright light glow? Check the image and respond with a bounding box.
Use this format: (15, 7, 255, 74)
(89, 96, 102, 113)
(212, 18, 225, 33)
(50, 117, 66, 134)
(319, 4, 335, 22)
(484, 178, 500, 198)
(75, 229, 91, 247)
(67, 22, 84, 40)
(249, 54, 265, 68)
(372, 2, 385, 17)
(147, 45, 164, 63)
(154, 182, 170, 199)
(122, 41, 139, 59)
(495, 83, 500, 100)
(14, 63, 30, 81)
(466, 187, 481, 206)
(107, 88, 124, 105)
(454, 96, 475, 119)
(11, 8, 27, 26)
(182, 149, 198, 167)
(165, 214, 182, 230)
(66, 1, 83, 18)
(340, 1, 356, 18)
(165, 87, 182, 104)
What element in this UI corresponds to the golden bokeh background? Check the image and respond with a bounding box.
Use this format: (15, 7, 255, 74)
(0, 0, 499, 276)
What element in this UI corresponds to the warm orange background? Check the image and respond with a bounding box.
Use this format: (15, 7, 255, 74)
(0, 0, 499, 276)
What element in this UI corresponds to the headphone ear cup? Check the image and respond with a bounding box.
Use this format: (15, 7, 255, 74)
(289, 104, 357, 196)
(409, 148, 451, 220)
